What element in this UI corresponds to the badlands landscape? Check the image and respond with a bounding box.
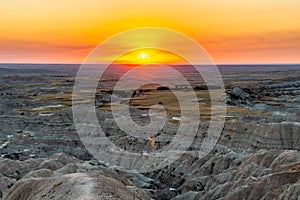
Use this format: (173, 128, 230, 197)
(0, 64, 300, 199)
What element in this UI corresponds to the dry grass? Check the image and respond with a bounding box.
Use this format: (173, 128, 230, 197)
(28, 85, 270, 122)
(98, 89, 234, 122)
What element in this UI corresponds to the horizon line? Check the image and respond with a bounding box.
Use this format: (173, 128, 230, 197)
(0, 62, 300, 66)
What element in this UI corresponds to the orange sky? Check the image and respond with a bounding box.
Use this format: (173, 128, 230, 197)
(0, 0, 300, 64)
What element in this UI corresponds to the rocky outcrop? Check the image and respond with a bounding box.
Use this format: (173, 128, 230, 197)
(4, 173, 150, 200)
(2, 108, 300, 199)
(0, 108, 92, 161)
(226, 80, 300, 117)
(144, 149, 300, 199)
(95, 93, 121, 107)
(279, 180, 300, 199)
(226, 87, 252, 107)
(0, 153, 151, 200)
(263, 80, 300, 90)
(0, 153, 79, 198)
(217, 121, 300, 152)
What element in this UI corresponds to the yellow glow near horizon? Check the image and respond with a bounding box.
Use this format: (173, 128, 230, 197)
(0, 0, 300, 63)
(114, 49, 186, 64)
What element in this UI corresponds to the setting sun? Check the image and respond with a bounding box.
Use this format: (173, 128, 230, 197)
(138, 52, 149, 62)
(139, 53, 148, 60)
(113, 48, 186, 65)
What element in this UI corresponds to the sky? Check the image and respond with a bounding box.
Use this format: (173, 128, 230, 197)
(0, 0, 300, 64)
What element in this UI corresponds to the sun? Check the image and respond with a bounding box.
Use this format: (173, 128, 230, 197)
(113, 48, 187, 64)
(138, 52, 149, 61)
